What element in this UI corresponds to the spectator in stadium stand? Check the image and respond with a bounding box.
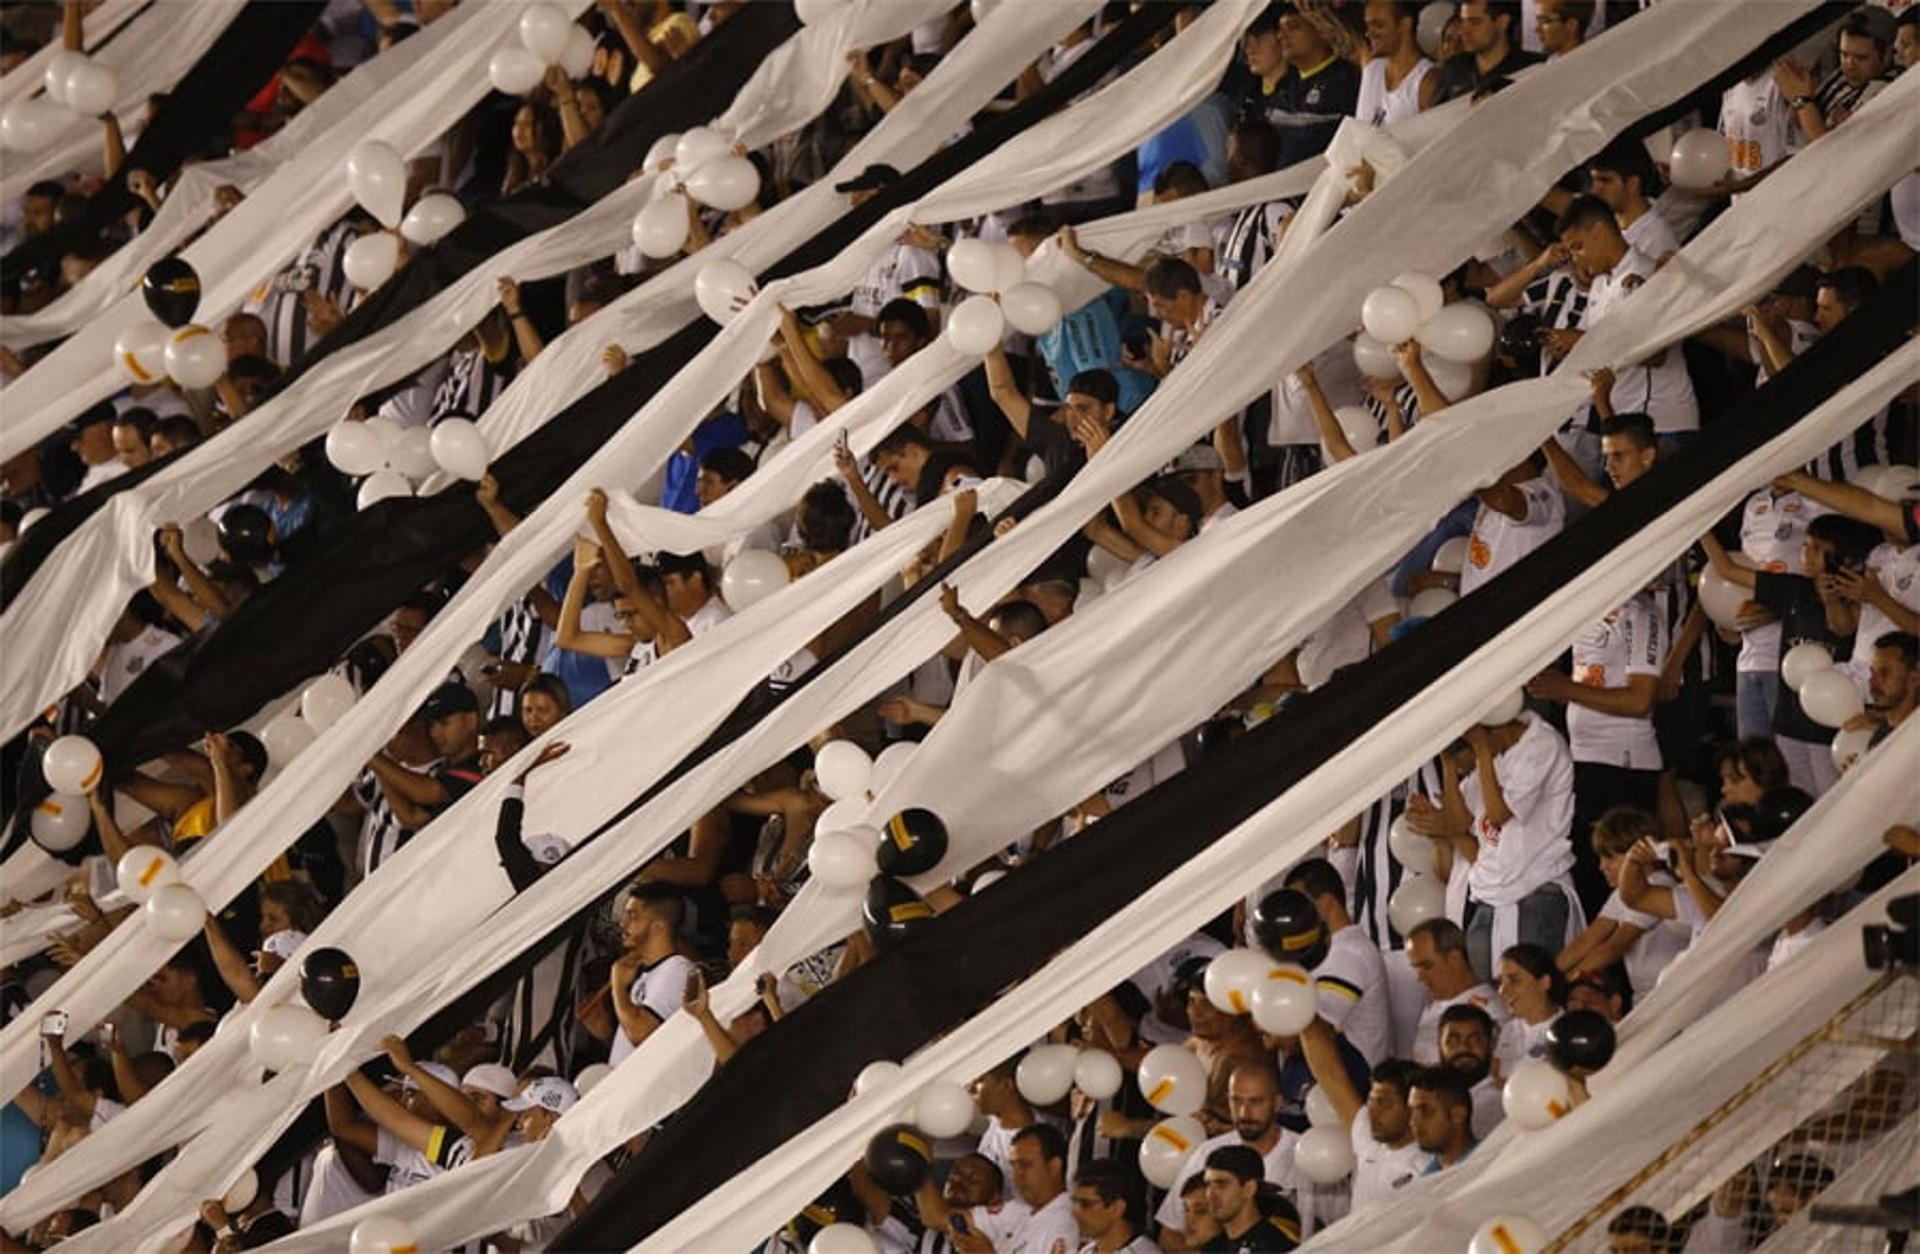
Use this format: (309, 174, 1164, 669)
(1069, 1159, 1154, 1254)
(912, 1151, 1032, 1253)
(1407, 1068, 1478, 1177)
(1153, 1061, 1295, 1248)
(953, 1125, 1078, 1254)
(1196, 1144, 1302, 1253)
(1434, 1003, 1504, 1139)
(1402, 919, 1507, 1067)
(1281, 859, 1391, 1066)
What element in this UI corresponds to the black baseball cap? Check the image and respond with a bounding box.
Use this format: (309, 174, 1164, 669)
(420, 682, 478, 722)
(833, 164, 901, 195)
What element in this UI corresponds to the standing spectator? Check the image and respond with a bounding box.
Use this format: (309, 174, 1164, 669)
(1774, 11, 1893, 144)
(1434, 0, 1541, 104)
(1152, 1061, 1296, 1247)
(1355, 0, 1437, 125)
(1243, 6, 1360, 170)
(1282, 859, 1392, 1066)
(956, 1125, 1078, 1254)
(606, 884, 695, 1067)
(970, 1057, 1041, 1184)
(1295, 1046, 1423, 1210)
(363, 682, 486, 829)
(1407, 1069, 1478, 1176)
(1196, 1145, 1301, 1253)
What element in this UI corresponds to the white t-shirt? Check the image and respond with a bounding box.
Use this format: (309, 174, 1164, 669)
(1350, 1106, 1424, 1209)
(1459, 477, 1564, 597)
(1010, 1191, 1081, 1254)
(965, 1199, 1033, 1253)
(1621, 208, 1679, 262)
(99, 624, 181, 704)
(1586, 247, 1698, 433)
(1848, 544, 1920, 693)
(1736, 489, 1828, 674)
(1355, 57, 1431, 127)
(1597, 887, 1689, 1003)
(1565, 593, 1667, 770)
(1315, 926, 1393, 1066)
(1153, 1131, 1297, 1235)
(1101, 739, 1186, 812)
(848, 243, 943, 386)
(1767, 919, 1826, 972)
(1892, 170, 1920, 250)
(1493, 1015, 1557, 1081)
(976, 1115, 1021, 1185)
(1470, 1076, 1505, 1141)
(607, 953, 695, 1066)
(1459, 713, 1577, 907)
(1719, 73, 1798, 179)
(1412, 985, 1507, 1066)
(1131, 933, 1226, 1045)
(375, 1124, 472, 1193)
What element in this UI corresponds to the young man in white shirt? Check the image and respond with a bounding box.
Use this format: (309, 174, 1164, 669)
(1583, 142, 1679, 263)
(829, 165, 943, 386)
(1283, 859, 1393, 1066)
(1152, 1062, 1298, 1247)
(1456, 454, 1565, 598)
(1068, 1160, 1158, 1254)
(1355, 0, 1436, 126)
(1298, 1029, 1424, 1211)
(606, 884, 695, 1067)
(1729, 481, 1831, 739)
(992, 1125, 1080, 1254)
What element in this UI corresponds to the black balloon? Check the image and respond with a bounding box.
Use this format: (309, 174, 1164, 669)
(217, 504, 274, 565)
(876, 807, 948, 877)
(861, 876, 935, 949)
(1544, 1009, 1616, 1075)
(141, 256, 202, 329)
(1251, 888, 1329, 969)
(1751, 785, 1815, 842)
(864, 1123, 935, 1195)
(300, 947, 360, 1021)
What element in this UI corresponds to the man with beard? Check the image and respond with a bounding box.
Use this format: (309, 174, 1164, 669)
(1197, 1146, 1301, 1253)
(914, 1152, 1032, 1254)
(1407, 1068, 1478, 1176)
(1301, 1018, 1423, 1210)
(1435, 1004, 1504, 1139)
(1154, 1063, 1297, 1251)
(1854, 632, 1917, 754)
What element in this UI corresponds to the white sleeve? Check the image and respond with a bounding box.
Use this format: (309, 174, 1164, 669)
(1312, 946, 1366, 1033)
(639, 957, 693, 1020)
(1600, 888, 1660, 930)
(1624, 598, 1665, 679)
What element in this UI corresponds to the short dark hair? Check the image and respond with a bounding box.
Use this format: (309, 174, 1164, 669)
(1806, 514, 1882, 567)
(1590, 805, 1656, 857)
(798, 481, 856, 552)
(987, 599, 1048, 644)
(1598, 411, 1656, 450)
(1228, 119, 1281, 176)
(875, 298, 932, 342)
(1410, 1065, 1474, 1115)
(1876, 631, 1919, 668)
(1180, 1172, 1210, 1198)
(1066, 368, 1119, 408)
(26, 181, 63, 202)
(519, 672, 573, 714)
(154, 415, 202, 451)
(1006, 212, 1055, 240)
(1204, 1144, 1266, 1185)
(1144, 257, 1204, 301)
(228, 354, 282, 391)
(1152, 161, 1210, 199)
(1438, 1002, 1497, 1038)
(1011, 1122, 1068, 1166)
(1713, 737, 1791, 791)
(1147, 476, 1203, 537)
(1838, 11, 1889, 53)
(1284, 857, 1345, 906)
(1555, 194, 1619, 238)
(260, 879, 326, 932)
(699, 446, 755, 486)
(728, 904, 779, 931)
(1817, 265, 1878, 314)
(482, 714, 529, 747)
(1407, 917, 1466, 953)
(874, 425, 933, 460)
(824, 357, 865, 400)
(1072, 1159, 1135, 1215)
(627, 881, 685, 930)
(654, 550, 712, 585)
(1496, 942, 1567, 1007)
(1547, 0, 1596, 31)
(226, 730, 268, 780)
(1370, 1058, 1419, 1102)
(113, 408, 157, 439)
(1588, 138, 1657, 195)
(1246, 3, 1284, 38)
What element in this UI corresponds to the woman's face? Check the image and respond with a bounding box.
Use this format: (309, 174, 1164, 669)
(1719, 759, 1763, 806)
(260, 897, 291, 936)
(511, 106, 538, 154)
(521, 690, 562, 737)
(1496, 957, 1551, 1020)
(577, 89, 605, 132)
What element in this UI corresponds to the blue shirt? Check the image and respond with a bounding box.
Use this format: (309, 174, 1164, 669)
(1035, 290, 1157, 416)
(539, 557, 614, 708)
(661, 412, 749, 515)
(1136, 93, 1230, 193)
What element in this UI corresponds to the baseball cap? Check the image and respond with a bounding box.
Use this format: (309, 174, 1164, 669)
(259, 930, 308, 961)
(420, 682, 479, 722)
(401, 1061, 459, 1092)
(504, 1075, 579, 1114)
(833, 164, 900, 195)
(1168, 444, 1225, 474)
(462, 1063, 518, 1099)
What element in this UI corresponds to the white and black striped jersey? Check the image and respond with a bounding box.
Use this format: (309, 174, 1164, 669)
(489, 596, 547, 720)
(352, 762, 430, 882)
(1804, 412, 1891, 483)
(849, 460, 912, 546)
(1216, 200, 1294, 296)
(430, 344, 514, 426)
(245, 218, 358, 367)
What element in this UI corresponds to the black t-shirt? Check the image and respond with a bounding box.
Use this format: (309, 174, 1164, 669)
(1754, 570, 1848, 743)
(433, 753, 485, 808)
(1201, 1213, 1303, 1253)
(1022, 409, 1086, 481)
(1432, 45, 1544, 104)
(1245, 58, 1361, 169)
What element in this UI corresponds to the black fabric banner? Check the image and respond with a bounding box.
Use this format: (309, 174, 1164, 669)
(554, 265, 1917, 1251)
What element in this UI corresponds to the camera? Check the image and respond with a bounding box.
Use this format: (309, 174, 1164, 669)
(1860, 892, 1918, 972)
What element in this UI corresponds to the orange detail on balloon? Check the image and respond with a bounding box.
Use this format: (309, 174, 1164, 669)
(1491, 1225, 1523, 1254)
(1151, 1124, 1191, 1153)
(122, 351, 155, 383)
(138, 858, 165, 886)
(1146, 1079, 1175, 1107)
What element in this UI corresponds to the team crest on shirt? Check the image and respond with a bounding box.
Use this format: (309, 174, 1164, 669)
(1750, 107, 1768, 126)
(1783, 499, 1802, 513)
(1776, 521, 1795, 541)
(1468, 535, 1492, 568)
(1307, 85, 1323, 105)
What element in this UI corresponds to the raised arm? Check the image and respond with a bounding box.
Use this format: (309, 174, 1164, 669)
(344, 1069, 447, 1159)
(499, 278, 545, 365)
(325, 1080, 381, 1157)
(382, 1035, 492, 1142)
(203, 911, 261, 1004)
(938, 584, 1012, 663)
(1057, 225, 1145, 292)
(1698, 533, 1758, 590)
(1617, 838, 1677, 919)
(1394, 341, 1450, 420)
(983, 343, 1032, 439)
(1485, 243, 1567, 310)
(834, 436, 895, 537)
(1772, 471, 1905, 535)
(753, 357, 799, 429)
(159, 525, 234, 619)
(775, 310, 852, 416)
(555, 543, 638, 659)
(1300, 362, 1358, 463)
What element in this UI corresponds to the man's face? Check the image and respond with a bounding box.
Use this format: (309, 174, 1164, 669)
(1457, 2, 1506, 55)
(428, 710, 478, 758)
(1070, 1185, 1122, 1239)
(148, 966, 195, 1005)
(1536, 0, 1582, 54)
(74, 421, 115, 466)
(1559, 224, 1608, 276)
(1181, 1186, 1212, 1234)
(393, 608, 429, 652)
(1367, 1080, 1412, 1142)
(1278, 14, 1331, 67)
(222, 316, 267, 363)
(662, 571, 708, 614)
(112, 423, 151, 469)
(1836, 32, 1885, 88)
(1147, 288, 1203, 330)
(1586, 168, 1631, 214)
(1062, 392, 1113, 440)
(726, 919, 765, 970)
(1227, 1071, 1278, 1143)
(1800, 536, 1832, 579)
(1362, 1, 1404, 57)
(1868, 646, 1915, 712)
(1896, 23, 1919, 71)
(876, 448, 921, 491)
(1185, 988, 1231, 1040)
(60, 254, 97, 291)
(1814, 286, 1849, 335)
(1405, 933, 1452, 998)
(943, 1155, 1000, 1208)
(1600, 434, 1655, 489)
(620, 899, 657, 951)
(1007, 1138, 1058, 1208)
(694, 468, 736, 509)
(1008, 232, 1046, 260)
(877, 318, 925, 367)
(519, 1106, 559, 1142)
(1203, 1169, 1254, 1223)
(463, 1087, 504, 1120)
(1438, 1019, 1492, 1083)
(1143, 496, 1191, 543)
(22, 194, 56, 235)
(260, 897, 291, 937)
(1243, 29, 1284, 78)
(1407, 1087, 1458, 1152)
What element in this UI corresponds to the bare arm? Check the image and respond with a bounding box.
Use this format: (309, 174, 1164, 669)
(1057, 225, 1145, 292)
(344, 1070, 445, 1158)
(46, 1039, 97, 1117)
(556, 549, 638, 659)
(753, 358, 798, 429)
(1617, 840, 1677, 919)
(1699, 533, 1758, 590)
(1772, 471, 1905, 534)
(775, 319, 850, 415)
(1299, 363, 1357, 463)
(597, 0, 667, 75)
(1299, 1018, 1365, 1128)
(383, 1036, 492, 1142)
(325, 1082, 381, 1157)
(203, 912, 261, 1004)
(1485, 243, 1566, 310)
(159, 526, 233, 619)
(498, 279, 545, 365)
(938, 584, 1012, 663)
(1394, 341, 1449, 419)
(1542, 437, 1609, 509)
(983, 343, 1032, 439)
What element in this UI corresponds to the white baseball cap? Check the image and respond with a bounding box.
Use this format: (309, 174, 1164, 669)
(504, 1076, 579, 1115)
(462, 1063, 518, 1099)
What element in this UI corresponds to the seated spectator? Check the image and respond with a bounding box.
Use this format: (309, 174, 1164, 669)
(1407, 1067, 1477, 1176)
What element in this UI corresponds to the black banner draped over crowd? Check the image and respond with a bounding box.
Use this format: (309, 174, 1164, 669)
(555, 262, 1917, 1251)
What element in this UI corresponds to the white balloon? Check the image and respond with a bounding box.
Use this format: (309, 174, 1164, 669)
(519, 3, 572, 64)
(1352, 331, 1402, 380)
(42, 734, 103, 793)
(573, 1062, 611, 1095)
(693, 257, 758, 325)
(685, 154, 760, 212)
(815, 740, 875, 802)
(721, 548, 789, 610)
(815, 796, 869, 836)
(251, 1003, 330, 1070)
(1138, 1116, 1206, 1188)
(1331, 405, 1380, 452)
(675, 126, 731, 170)
(1781, 642, 1835, 693)
(1204, 948, 1278, 1016)
(1469, 1216, 1549, 1254)
(1, 99, 74, 153)
(1418, 302, 1496, 363)
(325, 421, 384, 476)
(869, 742, 915, 796)
(809, 1225, 877, 1254)
(62, 59, 118, 117)
(1423, 352, 1477, 401)
(985, 243, 1027, 294)
(300, 674, 357, 733)
(221, 1168, 259, 1213)
(1830, 723, 1874, 774)
(1668, 128, 1731, 191)
(1000, 282, 1063, 336)
(1698, 567, 1748, 631)
(29, 794, 89, 852)
(113, 321, 169, 386)
(430, 418, 491, 481)
(345, 140, 407, 229)
(807, 829, 878, 889)
(1015, 1044, 1078, 1107)
(1800, 667, 1864, 729)
(356, 469, 412, 511)
(343, 231, 401, 292)
(1305, 1083, 1340, 1128)
(44, 49, 89, 104)
(560, 24, 596, 78)
(1482, 688, 1525, 726)
(144, 882, 207, 942)
(632, 193, 691, 258)
(1415, 1, 1452, 57)
(1361, 285, 1422, 345)
(1387, 874, 1446, 937)
(385, 424, 438, 479)
(259, 712, 316, 768)
(1294, 1124, 1356, 1183)
(1073, 1048, 1124, 1101)
(181, 516, 222, 566)
(163, 325, 225, 389)
(1431, 535, 1469, 574)
(117, 845, 180, 903)
(914, 1081, 977, 1138)
(1138, 1044, 1209, 1115)
(945, 295, 1006, 357)
(1408, 586, 1456, 619)
(349, 1214, 419, 1254)
(1249, 965, 1317, 1035)
(853, 1059, 901, 1097)
(643, 132, 680, 173)
(1387, 814, 1437, 878)
(1391, 271, 1444, 324)
(400, 192, 465, 245)
(1502, 1060, 1573, 1131)
(947, 238, 1002, 294)
(488, 46, 546, 97)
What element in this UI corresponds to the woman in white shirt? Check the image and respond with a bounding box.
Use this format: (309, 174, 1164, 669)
(1493, 942, 1565, 1078)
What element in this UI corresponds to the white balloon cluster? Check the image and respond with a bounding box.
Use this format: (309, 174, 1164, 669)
(0, 51, 117, 152)
(943, 238, 1063, 355)
(491, 4, 595, 96)
(1780, 641, 1865, 732)
(30, 736, 104, 852)
(630, 127, 762, 259)
(113, 324, 225, 389)
(339, 141, 434, 292)
(258, 673, 360, 773)
(1355, 272, 1492, 401)
(1383, 813, 1447, 934)
(326, 415, 490, 508)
